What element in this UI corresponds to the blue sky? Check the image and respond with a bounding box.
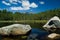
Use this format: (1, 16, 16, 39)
(0, 0, 60, 13)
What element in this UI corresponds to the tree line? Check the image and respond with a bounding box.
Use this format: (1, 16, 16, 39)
(0, 9, 60, 21)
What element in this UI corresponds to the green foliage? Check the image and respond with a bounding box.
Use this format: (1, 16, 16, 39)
(38, 9, 60, 20)
(0, 9, 60, 20)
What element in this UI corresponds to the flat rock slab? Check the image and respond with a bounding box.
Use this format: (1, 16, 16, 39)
(48, 33, 60, 40)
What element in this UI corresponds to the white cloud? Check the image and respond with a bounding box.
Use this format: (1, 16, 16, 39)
(10, 0, 38, 10)
(2, 0, 38, 10)
(30, 2, 38, 8)
(9, 0, 22, 4)
(9, 0, 18, 4)
(11, 7, 23, 10)
(10, 6, 30, 10)
(40, 1, 45, 4)
(22, 1, 30, 8)
(21, 1, 30, 10)
(24, 7, 30, 10)
(2, 1, 11, 6)
(9, 0, 18, 3)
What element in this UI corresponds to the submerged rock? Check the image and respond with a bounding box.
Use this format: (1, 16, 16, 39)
(0, 24, 31, 35)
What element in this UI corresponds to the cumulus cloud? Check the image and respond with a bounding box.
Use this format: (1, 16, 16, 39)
(21, 1, 38, 8)
(11, 7, 23, 10)
(2, 0, 38, 10)
(30, 2, 38, 8)
(22, 1, 30, 8)
(2, 1, 11, 6)
(10, 6, 30, 10)
(40, 1, 45, 4)
(11, 0, 38, 10)
(9, 0, 18, 4)
(23, 7, 30, 10)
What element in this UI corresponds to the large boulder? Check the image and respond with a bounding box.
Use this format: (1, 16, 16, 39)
(43, 16, 60, 32)
(11, 24, 31, 35)
(0, 24, 31, 35)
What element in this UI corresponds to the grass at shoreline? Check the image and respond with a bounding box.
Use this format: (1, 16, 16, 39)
(0, 20, 47, 28)
(0, 20, 47, 23)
